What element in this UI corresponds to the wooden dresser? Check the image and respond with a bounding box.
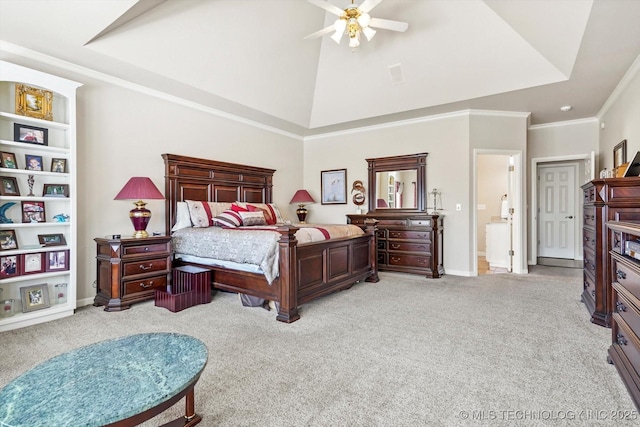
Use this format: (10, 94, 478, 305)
(347, 213, 444, 278)
(607, 221, 640, 408)
(581, 178, 640, 327)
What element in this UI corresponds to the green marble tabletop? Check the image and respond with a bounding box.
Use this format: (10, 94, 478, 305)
(0, 332, 208, 427)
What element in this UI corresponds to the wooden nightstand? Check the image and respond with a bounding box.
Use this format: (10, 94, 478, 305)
(93, 235, 172, 311)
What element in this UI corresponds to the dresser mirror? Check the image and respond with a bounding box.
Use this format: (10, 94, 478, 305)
(366, 153, 428, 213)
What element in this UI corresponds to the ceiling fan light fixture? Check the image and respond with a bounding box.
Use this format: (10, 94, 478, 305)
(362, 26, 376, 41)
(357, 12, 371, 28)
(349, 34, 360, 48)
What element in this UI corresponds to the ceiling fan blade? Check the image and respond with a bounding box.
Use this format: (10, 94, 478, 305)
(369, 17, 408, 32)
(308, 0, 345, 17)
(304, 25, 337, 40)
(358, 0, 382, 14)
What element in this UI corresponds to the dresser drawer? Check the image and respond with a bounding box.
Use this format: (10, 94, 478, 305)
(583, 247, 596, 275)
(378, 219, 408, 226)
(583, 206, 596, 228)
(388, 230, 430, 240)
(124, 275, 167, 295)
(583, 186, 595, 203)
(376, 229, 386, 239)
(388, 241, 431, 252)
(123, 258, 169, 277)
(583, 228, 596, 251)
(614, 288, 640, 335)
(584, 271, 595, 296)
(409, 219, 431, 227)
(612, 257, 640, 301)
(389, 254, 431, 268)
(612, 314, 640, 373)
(123, 242, 170, 257)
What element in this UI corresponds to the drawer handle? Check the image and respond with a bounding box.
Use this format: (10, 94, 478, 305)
(616, 269, 627, 280)
(390, 233, 400, 238)
(144, 247, 150, 251)
(391, 244, 401, 249)
(616, 301, 627, 313)
(591, 290, 596, 297)
(583, 281, 589, 289)
(390, 257, 401, 263)
(139, 281, 154, 289)
(617, 333, 628, 346)
(139, 263, 154, 270)
(417, 234, 428, 238)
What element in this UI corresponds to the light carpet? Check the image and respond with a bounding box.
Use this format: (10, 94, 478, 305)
(0, 267, 637, 426)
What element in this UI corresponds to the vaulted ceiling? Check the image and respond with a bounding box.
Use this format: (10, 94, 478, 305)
(1, 0, 639, 136)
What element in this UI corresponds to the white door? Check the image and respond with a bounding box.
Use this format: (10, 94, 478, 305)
(538, 164, 576, 259)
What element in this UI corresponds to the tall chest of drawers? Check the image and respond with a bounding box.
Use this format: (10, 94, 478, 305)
(581, 178, 640, 327)
(607, 221, 640, 408)
(347, 213, 444, 278)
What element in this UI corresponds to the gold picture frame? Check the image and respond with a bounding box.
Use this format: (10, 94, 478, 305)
(15, 84, 53, 121)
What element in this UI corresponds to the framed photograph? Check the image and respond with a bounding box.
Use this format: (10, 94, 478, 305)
(43, 184, 69, 197)
(51, 158, 67, 173)
(19, 284, 50, 313)
(21, 253, 44, 275)
(38, 233, 66, 246)
(0, 255, 19, 278)
(321, 169, 347, 205)
(614, 139, 627, 169)
(25, 154, 44, 171)
(0, 230, 18, 251)
(45, 250, 69, 272)
(21, 201, 46, 223)
(13, 123, 48, 146)
(15, 84, 53, 121)
(0, 152, 18, 169)
(0, 176, 20, 196)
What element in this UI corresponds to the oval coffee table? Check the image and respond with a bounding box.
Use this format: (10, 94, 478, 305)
(0, 332, 208, 426)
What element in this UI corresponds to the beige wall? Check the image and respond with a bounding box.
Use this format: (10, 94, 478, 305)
(599, 61, 640, 171)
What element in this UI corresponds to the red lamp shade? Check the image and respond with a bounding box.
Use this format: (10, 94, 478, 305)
(290, 189, 315, 224)
(114, 177, 164, 238)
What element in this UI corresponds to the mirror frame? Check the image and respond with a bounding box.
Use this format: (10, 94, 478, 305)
(366, 152, 428, 214)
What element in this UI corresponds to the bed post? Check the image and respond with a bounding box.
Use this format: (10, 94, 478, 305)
(275, 225, 300, 323)
(364, 219, 380, 283)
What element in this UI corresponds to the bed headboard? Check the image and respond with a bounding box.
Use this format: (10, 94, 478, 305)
(162, 154, 275, 235)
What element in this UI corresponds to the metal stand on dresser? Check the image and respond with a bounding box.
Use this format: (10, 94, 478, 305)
(607, 221, 640, 409)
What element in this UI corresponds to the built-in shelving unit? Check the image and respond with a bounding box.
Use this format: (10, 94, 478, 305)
(0, 61, 81, 331)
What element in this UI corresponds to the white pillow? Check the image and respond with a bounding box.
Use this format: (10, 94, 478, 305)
(239, 211, 267, 226)
(171, 202, 193, 232)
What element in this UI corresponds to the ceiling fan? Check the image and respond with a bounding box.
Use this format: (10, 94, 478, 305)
(305, 0, 409, 48)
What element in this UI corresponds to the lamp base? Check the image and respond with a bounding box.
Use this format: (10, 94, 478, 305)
(296, 205, 308, 224)
(130, 200, 151, 238)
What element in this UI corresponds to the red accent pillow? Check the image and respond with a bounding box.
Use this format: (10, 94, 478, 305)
(231, 203, 249, 213)
(248, 204, 276, 225)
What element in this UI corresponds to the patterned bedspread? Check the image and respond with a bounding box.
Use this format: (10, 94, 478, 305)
(172, 224, 364, 284)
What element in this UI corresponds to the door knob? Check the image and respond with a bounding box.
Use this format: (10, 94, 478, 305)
(565, 216, 574, 219)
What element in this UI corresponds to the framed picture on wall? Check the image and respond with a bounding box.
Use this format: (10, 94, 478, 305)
(613, 139, 627, 169)
(321, 169, 347, 205)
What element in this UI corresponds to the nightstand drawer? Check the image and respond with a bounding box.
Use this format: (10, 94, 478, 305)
(612, 256, 640, 301)
(123, 242, 170, 257)
(124, 276, 167, 295)
(388, 230, 430, 240)
(583, 207, 596, 228)
(583, 228, 596, 250)
(123, 258, 169, 277)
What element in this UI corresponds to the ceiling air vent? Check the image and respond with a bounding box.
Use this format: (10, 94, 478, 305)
(388, 63, 405, 85)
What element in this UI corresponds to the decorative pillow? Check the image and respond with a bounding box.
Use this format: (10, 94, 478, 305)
(213, 209, 243, 228)
(186, 200, 214, 228)
(237, 202, 286, 224)
(239, 211, 267, 226)
(231, 203, 250, 213)
(208, 202, 232, 217)
(171, 202, 193, 232)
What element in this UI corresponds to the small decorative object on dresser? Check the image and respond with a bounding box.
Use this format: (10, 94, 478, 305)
(15, 83, 53, 121)
(19, 284, 50, 313)
(613, 139, 627, 169)
(13, 123, 48, 145)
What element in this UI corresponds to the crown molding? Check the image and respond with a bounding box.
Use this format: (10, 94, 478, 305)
(528, 117, 598, 131)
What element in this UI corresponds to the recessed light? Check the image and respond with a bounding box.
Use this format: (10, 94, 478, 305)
(560, 105, 572, 112)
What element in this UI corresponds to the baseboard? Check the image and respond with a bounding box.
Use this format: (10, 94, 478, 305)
(537, 257, 583, 268)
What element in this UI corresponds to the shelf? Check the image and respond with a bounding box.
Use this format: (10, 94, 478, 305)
(0, 270, 70, 284)
(0, 303, 75, 332)
(0, 167, 69, 177)
(0, 222, 70, 229)
(0, 196, 70, 202)
(0, 139, 70, 154)
(0, 111, 69, 130)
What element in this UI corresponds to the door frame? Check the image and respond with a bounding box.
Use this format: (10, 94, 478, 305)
(472, 149, 526, 276)
(530, 153, 595, 265)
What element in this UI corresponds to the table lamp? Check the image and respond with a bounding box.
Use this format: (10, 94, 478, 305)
(114, 177, 164, 238)
(289, 189, 315, 223)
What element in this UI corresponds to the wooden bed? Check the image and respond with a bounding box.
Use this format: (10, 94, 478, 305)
(163, 154, 379, 322)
